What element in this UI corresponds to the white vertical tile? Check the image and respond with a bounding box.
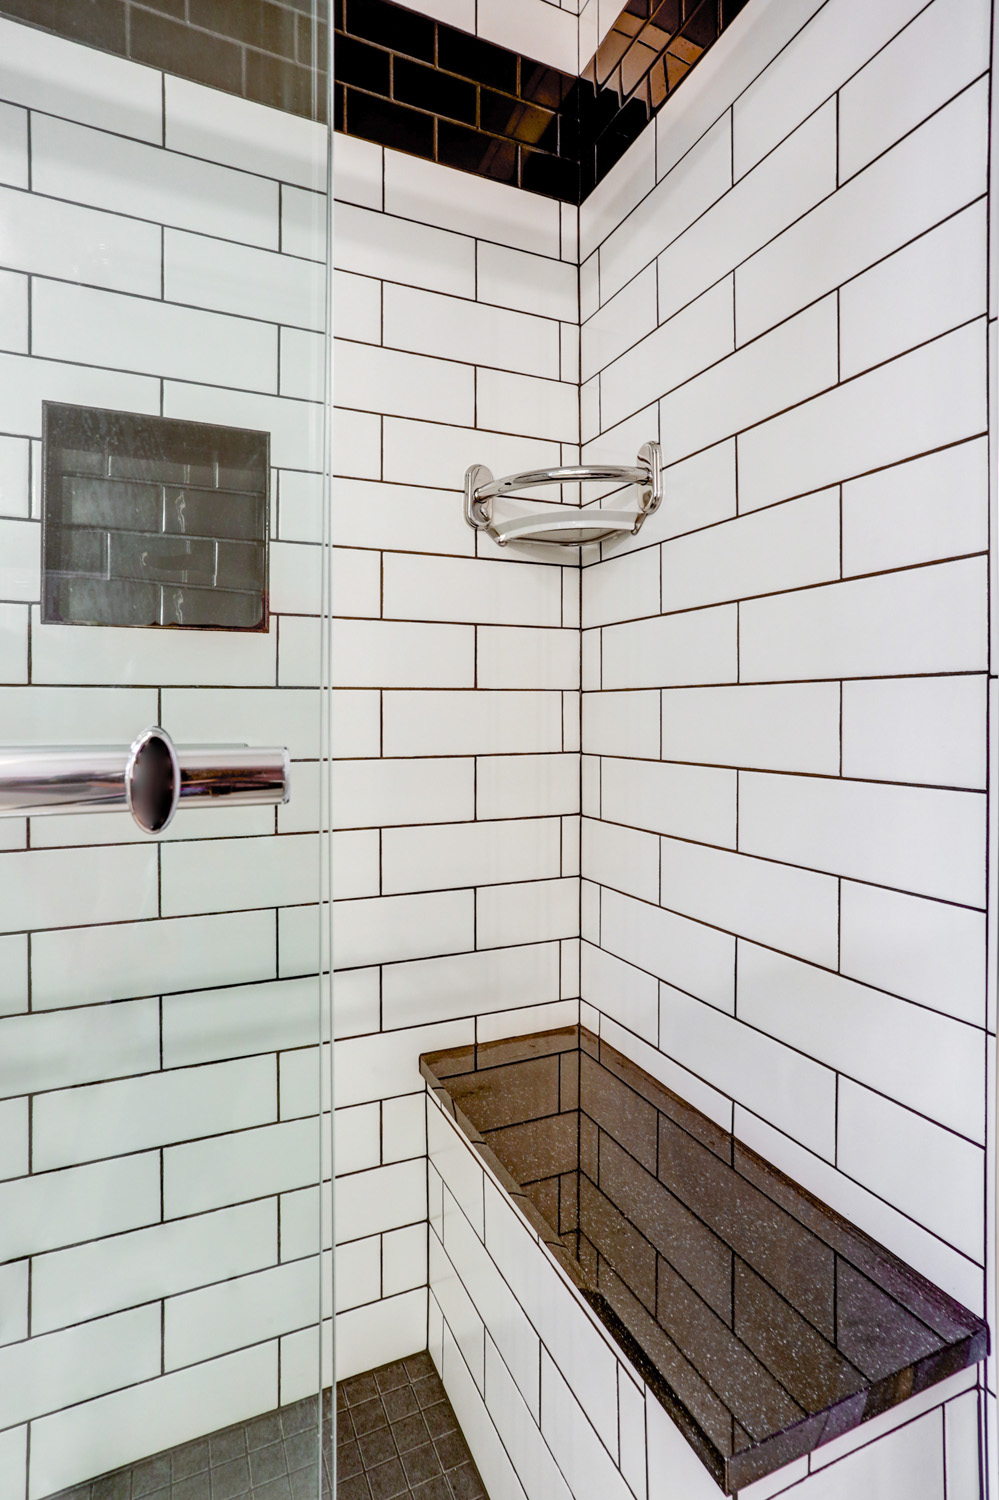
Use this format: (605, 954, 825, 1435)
(0, 101, 27, 189)
(737, 320, 987, 512)
(600, 887, 734, 1012)
(539, 1350, 631, 1500)
(165, 75, 325, 190)
(30, 1342, 277, 1500)
(945, 1388, 983, 1500)
(838, 1079, 983, 1259)
(0, 436, 29, 518)
(739, 557, 987, 682)
(0, 17, 162, 140)
(842, 438, 988, 577)
(739, 771, 986, 908)
(840, 202, 987, 380)
(734, 0, 929, 178)
(0, 603, 27, 683)
(333, 134, 383, 210)
(839, 882, 986, 1027)
(659, 982, 836, 1160)
(839, 0, 989, 181)
(0, 1303, 160, 1429)
(842, 675, 987, 788)
(602, 605, 737, 689)
(738, 941, 984, 1141)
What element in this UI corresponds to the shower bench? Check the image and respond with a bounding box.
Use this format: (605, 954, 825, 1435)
(420, 1025, 987, 1497)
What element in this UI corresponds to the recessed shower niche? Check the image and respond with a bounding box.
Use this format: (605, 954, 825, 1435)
(41, 403, 269, 632)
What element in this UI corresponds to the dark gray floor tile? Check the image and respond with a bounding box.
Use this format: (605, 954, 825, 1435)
(381, 1386, 418, 1423)
(210, 1455, 251, 1500)
(283, 1428, 318, 1474)
(173, 1474, 211, 1500)
(411, 1478, 452, 1500)
(48, 1487, 92, 1500)
(434, 1430, 472, 1473)
(413, 1375, 447, 1411)
(373, 1362, 409, 1394)
(210, 1428, 248, 1468)
(251, 1477, 292, 1500)
(404, 1351, 435, 1381)
(365, 1458, 408, 1500)
(391, 1411, 430, 1454)
(281, 1397, 318, 1437)
(342, 1373, 378, 1407)
(288, 1463, 320, 1500)
(357, 1426, 396, 1470)
(245, 1412, 284, 1451)
(173, 1439, 211, 1480)
(350, 1398, 389, 1436)
(336, 1438, 363, 1480)
(248, 1444, 286, 1486)
(402, 1442, 443, 1487)
(421, 1403, 457, 1441)
(447, 1463, 486, 1500)
(336, 1475, 370, 1500)
(93, 1474, 130, 1500)
(132, 1453, 171, 1496)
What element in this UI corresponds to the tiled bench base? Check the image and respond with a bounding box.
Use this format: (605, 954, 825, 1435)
(46, 1393, 331, 1500)
(337, 1352, 488, 1500)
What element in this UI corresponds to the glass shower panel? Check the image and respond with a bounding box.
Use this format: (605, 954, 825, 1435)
(0, 5, 332, 1498)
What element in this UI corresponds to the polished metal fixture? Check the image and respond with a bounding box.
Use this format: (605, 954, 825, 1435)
(0, 728, 291, 833)
(464, 441, 663, 546)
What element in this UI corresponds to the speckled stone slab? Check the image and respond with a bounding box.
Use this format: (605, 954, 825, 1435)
(421, 1026, 988, 1494)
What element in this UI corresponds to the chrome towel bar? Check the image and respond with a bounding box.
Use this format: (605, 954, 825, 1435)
(464, 441, 663, 546)
(0, 728, 291, 833)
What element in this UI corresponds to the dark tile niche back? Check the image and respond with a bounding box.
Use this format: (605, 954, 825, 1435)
(421, 1026, 989, 1494)
(334, 0, 751, 203)
(42, 403, 269, 632)
(0, 0, 328, 122)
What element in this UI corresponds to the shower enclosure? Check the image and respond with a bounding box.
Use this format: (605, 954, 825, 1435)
(0, 5, 333, 1497)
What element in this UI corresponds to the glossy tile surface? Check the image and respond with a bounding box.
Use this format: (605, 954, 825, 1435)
(421, 1026, 988, 1493)
(333, 0, 749, 202)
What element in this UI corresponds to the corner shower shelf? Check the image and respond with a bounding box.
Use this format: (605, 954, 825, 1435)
(421, 1025, 988, 1495)
(464, 441, 663, 547)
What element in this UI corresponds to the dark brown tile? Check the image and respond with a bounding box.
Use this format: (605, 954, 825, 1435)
(336, 1475, 371, 1500)
(381, 1383, 419, 1422)
(0, 0, 126, 50)
(391, 1411, 430, 1453)
(401, 1441, 443, 1486)
(373, 1360, 410, 1392)
(245, 46, 324, 119)
(357, 1425, 397, 1469)
(129, 4, 243, 90)
(345, 87, 432, 155)
(188, 0, 298, 56)
(350, 1397, 389, 1435)
(365, 1457, 409, 1500)
(421, 1401, 457, 1439)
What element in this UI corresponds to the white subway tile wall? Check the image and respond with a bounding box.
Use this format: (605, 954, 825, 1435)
(574, 0, 993, 1496)
(332, 135, 582, 1387)
(0, 19, 328, 1499)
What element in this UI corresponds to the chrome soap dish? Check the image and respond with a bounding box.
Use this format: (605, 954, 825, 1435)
(464, 441, 663, 546)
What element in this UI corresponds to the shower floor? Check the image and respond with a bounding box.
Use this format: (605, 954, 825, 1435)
(336, 1352, 487, 1500)
(45, 1356, 483, 1500)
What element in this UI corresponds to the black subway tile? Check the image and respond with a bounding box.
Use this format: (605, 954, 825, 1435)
(335, 32, 391, 91)
(346, 86, 432, 154)
(435, 119, 516, 183)
(437, 26, 516, 93)
(394, 54, 475, 125)
(345, 0, 433, 61)
(478, 87, 553, 145)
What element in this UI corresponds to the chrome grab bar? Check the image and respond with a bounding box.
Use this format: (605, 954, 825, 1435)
(0, 728, 291, 833)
